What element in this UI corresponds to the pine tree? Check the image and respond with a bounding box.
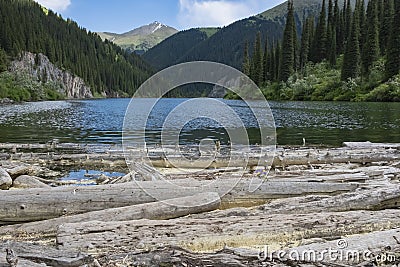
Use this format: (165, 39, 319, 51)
(242, 41, 251, 76)
(329, 29, 337, 66)
(359, 0, 367, 53)
(280, 0, 296, 81)
(385, 0, 400, 79)
(342, 2, 361, 80)
(313, 0, 327, 62)
(379, 0, 394, 55)
(334, 0, 343, 54)
(345, 0, 353, 40)
(251, 32, 263, 85)
(300, 17, 312, 72)
(362, 0, 380, 75)
(263, 40, 269, 82)
(274, 42, 281, 81)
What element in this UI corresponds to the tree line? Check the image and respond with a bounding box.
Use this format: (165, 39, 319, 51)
(0, 0, 153, 96)
(243, 0, 400, 96)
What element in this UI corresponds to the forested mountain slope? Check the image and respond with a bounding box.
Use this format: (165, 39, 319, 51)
(0, 0, 153, 100)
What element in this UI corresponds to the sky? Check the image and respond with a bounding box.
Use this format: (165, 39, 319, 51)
(34, 0, 286, 33)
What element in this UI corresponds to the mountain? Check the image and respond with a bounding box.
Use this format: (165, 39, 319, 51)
(142, 27, 219, 70)
(0, 0, 152, 101)
(142, 0, 357, 71)
(98, 22, 178, 55)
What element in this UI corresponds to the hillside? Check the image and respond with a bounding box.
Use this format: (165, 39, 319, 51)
(142, 28, 219, 70)
(0, 0, 152, 101)
(143, 0, 358, 71)
(98, 22, 178, 55)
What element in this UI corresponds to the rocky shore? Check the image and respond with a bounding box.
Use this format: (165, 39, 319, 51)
(0, 142, 400, 266)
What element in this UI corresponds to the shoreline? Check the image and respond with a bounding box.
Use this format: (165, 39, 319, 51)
(0, 141, 399, 266)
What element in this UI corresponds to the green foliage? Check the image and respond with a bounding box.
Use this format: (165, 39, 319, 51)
(0, 0, 152, 96)
(385, 0, 400, 80)
(0, 47, 8, 72)
(0, 71, 64, 101)
(360, 74, 400, 101)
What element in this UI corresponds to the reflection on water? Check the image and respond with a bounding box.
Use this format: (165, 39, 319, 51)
(0, 98, 399, 146)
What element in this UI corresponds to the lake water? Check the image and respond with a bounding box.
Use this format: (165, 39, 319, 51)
(0, 98, 399, 146)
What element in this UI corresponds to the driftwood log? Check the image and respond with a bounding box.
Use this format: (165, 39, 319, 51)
(56, 209, 400, 252)
(0, 192, 221, 235)
(0, 178, 358, 224)
(97, 229, 400, 267)
(0, 241, 93, 267)
(2, 142, 399, 170)
(188, 185, 400, 220)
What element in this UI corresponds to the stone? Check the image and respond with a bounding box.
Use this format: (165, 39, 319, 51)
(0, 167, 12, 190)
(10, 51, 93, 99)
(12, 175, 51, 189)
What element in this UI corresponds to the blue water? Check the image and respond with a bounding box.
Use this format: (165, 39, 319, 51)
(0, 98, 399, 146)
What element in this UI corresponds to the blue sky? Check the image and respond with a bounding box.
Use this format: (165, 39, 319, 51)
(34, 0, 286, 33)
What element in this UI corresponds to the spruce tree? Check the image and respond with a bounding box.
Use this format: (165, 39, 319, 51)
(275, 42, 281, 81)
(359, 0, 367, 53)
(342, 3, 361, 80)
(385, 0, 400, 79)
(300, 17, 312, 72)
(280, 0, 296, 81)
(345, 0, 353, 40)
(334, 0, 342, 54)
(242, 41, 251, 76)
(329, 29, 337, 66)
(362, 0, 380, 75)
(251, 32, 263, 85)
(263, 40, 269, 82)
(313, 0, 327, 62)
(379, 0, 394, 55)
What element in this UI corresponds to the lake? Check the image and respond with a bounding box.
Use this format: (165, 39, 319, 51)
(0, 98, 399, 146)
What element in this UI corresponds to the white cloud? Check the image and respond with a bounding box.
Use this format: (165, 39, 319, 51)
(177, 0, 277, 29)
(34, 0, 71, 12)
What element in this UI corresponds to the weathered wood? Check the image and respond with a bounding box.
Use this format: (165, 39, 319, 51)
(104, 228, 400, 267)
(343, 141, 400, 149)
(189, 185, 400, 220)
(12, 175, 51, 189)
(0, 167, 12, 190)
(0, 192, 221, 235)
(0, 241, 93, 267)
(56, 209, 400, 252)
(0, 178, 358, 224)
(258, 184, 400, 214)
(4, 143, 399, 170)
(280, 228, 400, 264)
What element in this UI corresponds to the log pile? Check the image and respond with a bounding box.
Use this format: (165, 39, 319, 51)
(0, 142, 399, 266)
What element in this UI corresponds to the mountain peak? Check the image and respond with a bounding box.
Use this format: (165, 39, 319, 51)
(97, 22, 178, 54)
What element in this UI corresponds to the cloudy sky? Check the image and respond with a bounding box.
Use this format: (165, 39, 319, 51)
(34, 0, 286, 33)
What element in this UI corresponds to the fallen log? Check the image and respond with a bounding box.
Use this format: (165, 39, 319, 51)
(189, 185, 400, 220)
(56, 209, 400, 253)
(0, 241, 93, 267)
(280, 228, 400, 264)
(106, 229, 400, 267)
(0, 192, 221, 235)
(343, 141, 400, 149)
(0, 178, 358, 224)
(258, 184, 400, 214)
